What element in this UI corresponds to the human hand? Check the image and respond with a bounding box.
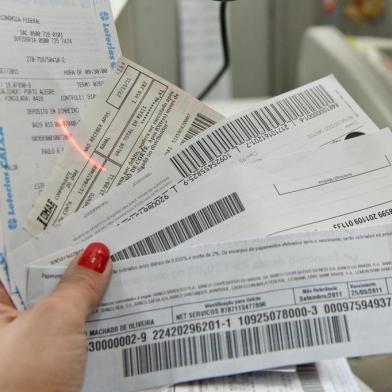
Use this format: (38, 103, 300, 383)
(0, 242, 112, 392)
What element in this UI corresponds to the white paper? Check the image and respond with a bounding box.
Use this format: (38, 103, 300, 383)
(0, 0, 121, 251)
(154, 359, 360, 392)
(26, 75, 378, 239)
(25, 55, 223, 234)
(13, 129, 392, 302)
(110, 0, 128, 19)
(314, 359, 362, 392)
(26, 223, 392, 391)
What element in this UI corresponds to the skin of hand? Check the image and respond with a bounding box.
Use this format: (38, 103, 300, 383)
(0, 242, 112, 392)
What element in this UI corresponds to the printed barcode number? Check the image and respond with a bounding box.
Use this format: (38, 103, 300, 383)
(171, 84, 336, 178)
(297, 364, 325, 392)
(111, 192, 244, 261)
(181, 113, 216, 143)
(121, 315, 350, 377)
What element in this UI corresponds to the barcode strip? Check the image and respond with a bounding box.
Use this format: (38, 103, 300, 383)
(121, 315, 350, 377)
(111, 192, 245, 261)
(181, 113, 216, 143)
(297, 364, 325, 392)
(171, 84, 337, 178)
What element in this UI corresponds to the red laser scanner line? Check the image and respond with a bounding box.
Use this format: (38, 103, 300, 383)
(58, 119, 106, 172)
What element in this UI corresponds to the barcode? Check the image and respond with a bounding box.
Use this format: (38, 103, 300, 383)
(111, 192, 245, 261)
(181, 112, 216, 143)
(297, 364, 325, 392)
(121, 315, 350, 377)
(171, 84, 336, 178)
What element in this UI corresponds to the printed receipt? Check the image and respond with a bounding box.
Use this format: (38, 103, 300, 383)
(12, 130, 392, 302)
(26, 75, 379, 236)
(26, 223, 392, 391)
(0, 0, 121, 253)
(26, 56, 223, 232)
(0, 0, 120, 306)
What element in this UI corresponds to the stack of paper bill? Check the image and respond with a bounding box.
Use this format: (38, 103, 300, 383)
(2, 1, 391, 391)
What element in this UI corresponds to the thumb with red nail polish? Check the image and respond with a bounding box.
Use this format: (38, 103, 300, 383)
(0, 243, 113, 392)
(78, 242, 110, 273)
(51, 242, 112, 319)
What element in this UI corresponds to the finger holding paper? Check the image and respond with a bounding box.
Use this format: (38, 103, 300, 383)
(25, 224, 392, 391)
(0, 242, 112, 391)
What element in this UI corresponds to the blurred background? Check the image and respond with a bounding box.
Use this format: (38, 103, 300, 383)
(109, 2, 392, 390)
(111, 0, 392, 130)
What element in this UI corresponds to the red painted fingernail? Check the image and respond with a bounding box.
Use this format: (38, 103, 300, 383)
(78, 243, 110, 273)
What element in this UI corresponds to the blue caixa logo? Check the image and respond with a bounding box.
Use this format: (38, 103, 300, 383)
(99, 11, 116, 69)
(0, 127, 17, 230)
(100, 11, 110, 22)
(8, 218, 17, 230)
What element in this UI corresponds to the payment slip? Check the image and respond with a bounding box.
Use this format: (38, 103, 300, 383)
(26, 224, 391, 391)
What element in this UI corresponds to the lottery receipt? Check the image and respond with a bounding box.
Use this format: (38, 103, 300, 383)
(25, 56, 223, 232)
